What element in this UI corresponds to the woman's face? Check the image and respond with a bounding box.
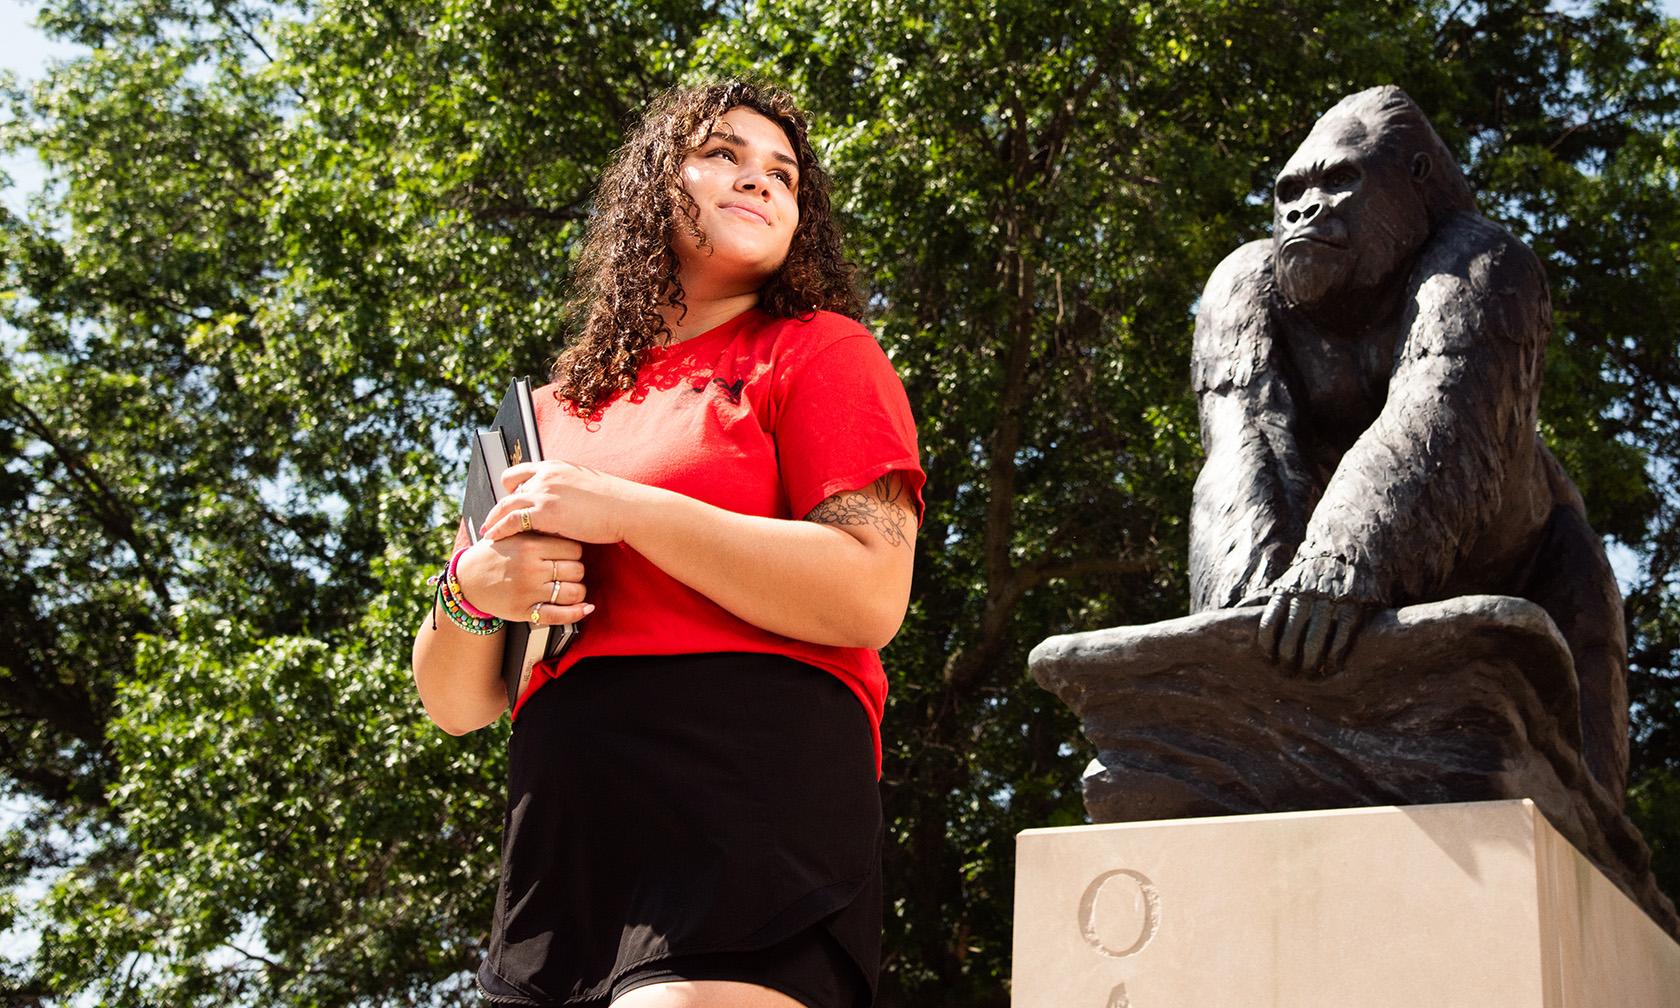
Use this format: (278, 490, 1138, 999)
(672, 106, 800, 294)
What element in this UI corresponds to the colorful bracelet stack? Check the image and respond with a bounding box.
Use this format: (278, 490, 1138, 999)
(429, 546, 503, 635)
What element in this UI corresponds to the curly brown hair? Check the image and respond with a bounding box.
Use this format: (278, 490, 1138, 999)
(550, 80, 861, 414)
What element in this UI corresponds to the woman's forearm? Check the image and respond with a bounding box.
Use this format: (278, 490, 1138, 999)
(478, 462, 917, 651)
(618, 483, 913, 650)
(411, 599, 508, 734)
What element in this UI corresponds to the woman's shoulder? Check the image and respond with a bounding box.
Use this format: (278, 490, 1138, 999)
(527, 378, 565, 427)
(745, 308, 875, 360)
(748, 307, 867, 335)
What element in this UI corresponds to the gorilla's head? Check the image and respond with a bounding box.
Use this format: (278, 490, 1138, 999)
(1272, 86, 1475, 312)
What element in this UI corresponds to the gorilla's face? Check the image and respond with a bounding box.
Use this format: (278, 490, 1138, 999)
(1272, 114, 1432, 312)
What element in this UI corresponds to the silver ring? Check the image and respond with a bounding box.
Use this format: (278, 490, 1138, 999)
(549, 580, 562, 605)
(528, 604, 542, 626)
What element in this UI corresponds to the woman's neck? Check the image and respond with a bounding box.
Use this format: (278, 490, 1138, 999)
(659, 287, 759, 345)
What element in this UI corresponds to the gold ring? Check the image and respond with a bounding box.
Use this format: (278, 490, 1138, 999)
(548, 559, 561, 582)
(549, 580, 562, 605)
(528, 604, 542, 626)
(519, 509, 533, 532)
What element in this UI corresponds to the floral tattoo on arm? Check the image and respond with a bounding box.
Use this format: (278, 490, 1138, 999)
(805, 475, 911, 547)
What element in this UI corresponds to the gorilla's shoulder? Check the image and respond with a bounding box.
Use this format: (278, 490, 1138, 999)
(1201, 239, 1274, 299)
(1413, 211, 1546, 292)
(1193, 240, 1275, 394)
(1405, 211, 1550, 351)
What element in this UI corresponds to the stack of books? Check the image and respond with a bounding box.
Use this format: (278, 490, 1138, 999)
(459, 378, 578, 708)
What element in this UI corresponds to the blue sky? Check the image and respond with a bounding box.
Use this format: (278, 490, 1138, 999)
(0, 1, 76, 209)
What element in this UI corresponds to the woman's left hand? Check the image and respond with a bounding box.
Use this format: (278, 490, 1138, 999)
(478, 461, 647, 545)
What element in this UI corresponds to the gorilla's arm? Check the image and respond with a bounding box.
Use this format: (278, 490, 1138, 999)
(1189, 240, 1317, 611)
(1273, 213, 1548, 607)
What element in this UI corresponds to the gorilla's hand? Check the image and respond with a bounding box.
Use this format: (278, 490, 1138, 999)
(1258, 591, 1367, 677)
(1256, 556, 1380, 677)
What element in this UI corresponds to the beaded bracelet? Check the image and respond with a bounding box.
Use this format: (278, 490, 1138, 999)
(446, 546, 499, 621)
(427, 561, 503, 636)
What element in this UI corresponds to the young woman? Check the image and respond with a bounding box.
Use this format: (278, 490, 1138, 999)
(411, 80, 924, 1008)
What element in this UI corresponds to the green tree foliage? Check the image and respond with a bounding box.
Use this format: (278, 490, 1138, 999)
(2, 1, 1677, 1004)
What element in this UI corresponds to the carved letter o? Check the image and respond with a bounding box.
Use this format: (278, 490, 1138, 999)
(1077, 869, 1160, 958)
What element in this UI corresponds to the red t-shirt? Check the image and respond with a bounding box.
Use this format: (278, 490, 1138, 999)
(519, 307, 926, 772)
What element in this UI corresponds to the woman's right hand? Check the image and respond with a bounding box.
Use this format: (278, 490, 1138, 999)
(455, 533, 593, 626)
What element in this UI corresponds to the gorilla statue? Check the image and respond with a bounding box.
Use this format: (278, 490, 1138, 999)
(1189, 86, 1629, 799)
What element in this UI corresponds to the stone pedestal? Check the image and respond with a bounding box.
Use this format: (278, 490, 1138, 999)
(1012, 800, 1680, 1007)
(1028, 597, 1677, 933)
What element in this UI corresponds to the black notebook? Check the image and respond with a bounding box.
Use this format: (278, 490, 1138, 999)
(460, 377, 578, 709)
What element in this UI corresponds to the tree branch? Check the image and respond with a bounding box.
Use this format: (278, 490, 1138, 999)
(2, 390, 175, 608)
(224, 942, 299, 977)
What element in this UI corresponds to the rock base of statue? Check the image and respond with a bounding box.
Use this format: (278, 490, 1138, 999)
(1011, 800, 1680, 1007)
(1028, 594, 1678, 935)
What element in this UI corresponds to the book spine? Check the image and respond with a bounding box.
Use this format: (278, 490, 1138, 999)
(516, 376, 543, 463)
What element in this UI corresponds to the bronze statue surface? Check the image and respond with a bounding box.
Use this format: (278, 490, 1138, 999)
(1032, 86, 1672, 934)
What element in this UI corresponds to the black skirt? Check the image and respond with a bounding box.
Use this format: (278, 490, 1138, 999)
(476, 652, 882, 1006)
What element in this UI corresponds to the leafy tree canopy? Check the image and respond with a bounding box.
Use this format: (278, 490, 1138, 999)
(3, 1, 1678, 1004)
